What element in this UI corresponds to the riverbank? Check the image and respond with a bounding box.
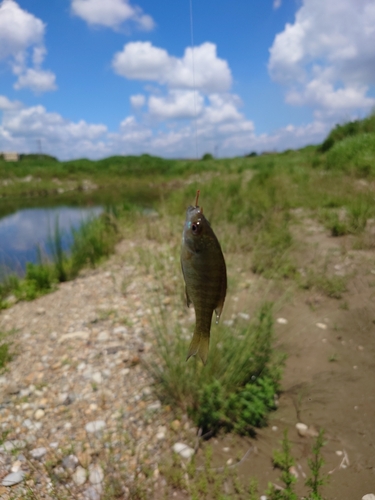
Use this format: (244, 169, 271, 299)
(0, 204, 374, 499)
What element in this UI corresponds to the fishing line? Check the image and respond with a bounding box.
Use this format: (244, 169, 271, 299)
(189, 0, 199, 159)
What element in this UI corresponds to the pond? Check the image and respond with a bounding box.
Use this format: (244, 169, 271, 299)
(0, 206, 102, 278)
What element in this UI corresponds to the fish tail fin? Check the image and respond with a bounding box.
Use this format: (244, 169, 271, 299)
(186, 329, 210, 365)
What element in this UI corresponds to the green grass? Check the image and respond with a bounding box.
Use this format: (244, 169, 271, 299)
(148, 302, 284, 436)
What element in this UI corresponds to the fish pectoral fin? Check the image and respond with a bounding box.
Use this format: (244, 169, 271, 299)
(214, 303, 224, 324)
(186, 330, 209, 365)
(185, 286, 192, 308)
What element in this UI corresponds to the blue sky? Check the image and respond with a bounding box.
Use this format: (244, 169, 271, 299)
(0, 0, 374, 159)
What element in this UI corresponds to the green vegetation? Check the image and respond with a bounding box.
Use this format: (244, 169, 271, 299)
(267, 430, 328, 500)
(318, 111, 375, 152)
(149, 303, 283, 436)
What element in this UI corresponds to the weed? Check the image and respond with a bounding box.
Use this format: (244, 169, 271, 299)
(0, 341, 11, 369)
(299, 270, 347, 299)
(148, 302, 283, 436)
(266, 430, 298, 500)
(305, 430, 327, 499)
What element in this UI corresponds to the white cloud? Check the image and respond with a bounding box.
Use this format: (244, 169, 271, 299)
(0, 98, 108, 159)
(130, 94, 146, 108)
(268, 0, 375, 117)
(0, 0, 56, 93)
(112, 42, 232, 93)
(148, 90, 204, 120)
(71, 0, 154, 31)
(273, 0, 282, 9)
(0, 94, 330, 160)
(0, 94, 22, 110)
(13, 68, 57, 93)
(0, 0, 44, 59)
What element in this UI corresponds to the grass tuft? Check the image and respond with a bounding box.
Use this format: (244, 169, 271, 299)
(148, 302, 283, 436)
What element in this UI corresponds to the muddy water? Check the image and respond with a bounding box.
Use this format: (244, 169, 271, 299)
(0, 206, 102, 277)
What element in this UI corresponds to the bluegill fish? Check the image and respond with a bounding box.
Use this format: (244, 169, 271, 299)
(181, 194, 227, 364)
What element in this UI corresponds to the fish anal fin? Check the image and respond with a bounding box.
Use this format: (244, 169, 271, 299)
(185, 286, 192, 308)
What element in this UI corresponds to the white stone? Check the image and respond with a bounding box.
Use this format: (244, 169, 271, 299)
(277, 317, 288, 324)
(92, 372, 102, 384)
(30, 447, 47, 460)
(85, 420, 106, 433)
(316, 323, 327, 330)
(34, 409, 45, 420)
(58, 331, 90, 343)
(362, 495, 375, 500)
(97, 330, 109, 342)
(238, 312, 250, 320)
(2, 470, 25, 486)
(11, 460, 22, 472)
(89, 464, 104, 484)
(296, 422, 309, 437)
(73, 466, 87, 486)
(113, 326, 128, 335)
(0, 440, 26, 452)
(172, 442, 195, 459)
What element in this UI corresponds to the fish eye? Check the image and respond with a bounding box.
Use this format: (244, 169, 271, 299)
(191, 221, 200, 234)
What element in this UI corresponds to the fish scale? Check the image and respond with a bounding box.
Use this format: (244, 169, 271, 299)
(181, 203, 227, 365)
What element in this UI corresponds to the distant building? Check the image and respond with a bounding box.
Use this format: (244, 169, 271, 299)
(2, 152, 19, 162)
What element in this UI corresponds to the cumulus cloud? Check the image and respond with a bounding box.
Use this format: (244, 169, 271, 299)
(112, 42, 232, 93)
(0, 0, 56, 93)
(71, 0, 154, 31)
(13, 68, 57, 93)
(0, 97, 108, 159)
(0, 94, 332, 159)
(148, 90, 204, 120)
(268, 0, 375, 117)
(130, 94, 146, 108)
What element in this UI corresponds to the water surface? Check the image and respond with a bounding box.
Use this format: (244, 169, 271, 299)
(0, 206, 102, 277)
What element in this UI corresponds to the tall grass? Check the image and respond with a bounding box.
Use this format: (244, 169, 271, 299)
(148, 302, 284, 435)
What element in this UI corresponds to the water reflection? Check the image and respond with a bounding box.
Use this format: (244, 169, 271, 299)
(0, 206, 102, 277)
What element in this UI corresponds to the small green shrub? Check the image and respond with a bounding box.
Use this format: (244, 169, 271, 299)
(202, 153, 214, 161)
(149, 302, 283, 436)
(266, 430, 298, 500)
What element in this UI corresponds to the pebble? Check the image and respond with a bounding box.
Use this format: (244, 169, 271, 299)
(73, 466, 87, 486)
(276, 317, 288, 324)
(11, 460, 22, 472)
(316, 323, 327, 330)
(84, 485, 103, 500)
(97, 330, 109, 342)
(362, 496, 375, 500)
(173, 443, 195, 459)
(89, 464, 104, 484)
(58, 330, 90, 343)
(296, 422, 309, 437)
(92, 372, 103, 384)
(30, 447, 47, 460)
(62, 454, 79, 471)
(238, 312, 250, 320)
(2, 471, 25, 486)
(34, 409, 45, 420)
(0, 440, 26, 452)
(85, 420, 106, 433)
